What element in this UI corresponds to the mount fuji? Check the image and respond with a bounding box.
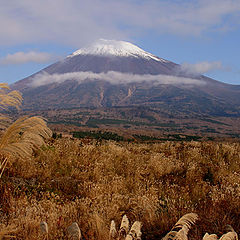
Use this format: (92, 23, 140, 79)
(13, 39, 240, 117)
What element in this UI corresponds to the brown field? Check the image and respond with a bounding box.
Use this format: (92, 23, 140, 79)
(1, 138, 240, 239)
(18, 108, 240, 140)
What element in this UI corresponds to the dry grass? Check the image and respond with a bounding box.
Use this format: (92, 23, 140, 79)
(0, 139, 240, 239)
(0, 116, 52, 178)
(0, 83, 52, 178)
(0, 83, 22, 111)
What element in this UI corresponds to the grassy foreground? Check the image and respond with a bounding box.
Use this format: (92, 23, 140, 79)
(1, 138, 240, 239)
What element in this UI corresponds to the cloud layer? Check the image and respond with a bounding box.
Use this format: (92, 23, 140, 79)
(180, 61, 224, 75)
(30, 71, 206, 87)
(0, 0, 240, 46)
(0, 51, 55, 64)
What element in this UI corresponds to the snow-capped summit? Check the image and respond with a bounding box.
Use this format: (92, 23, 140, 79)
(13, 38, 240, 117)
(69, 39, 167, 62)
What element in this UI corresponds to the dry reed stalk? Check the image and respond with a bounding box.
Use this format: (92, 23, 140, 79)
(109, 220, 117, 239)
(0, 83, 22, 110)
(219, 225, 238, 240)
(118, 215, 130, 239)
(0, 82, 52, 178)
(67, 222, 81, 240)
(40, 221, 49, 240)
(162, 213, 198, 240)
(220, 232, 238, 240)
(0, 157, 8, 178)
(225, 225, 235, 233)
(125, 221, 142, 240)
(109, 215, 142, 240)
(0, 116, 52, 178)
(203, 233, 218, 240)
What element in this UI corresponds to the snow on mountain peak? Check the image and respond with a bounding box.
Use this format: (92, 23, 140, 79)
(69, 39, 168, 62)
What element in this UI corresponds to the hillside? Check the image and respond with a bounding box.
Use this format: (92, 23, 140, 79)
(21, 107, 240, 141)
(12, 40, 240, 117)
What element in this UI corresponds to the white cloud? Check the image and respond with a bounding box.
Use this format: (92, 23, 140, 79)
(0, 0, 239, 46)
(180, 61, 224, 75)
(30, 71, 206, 87)
(0, 51, 55, 64)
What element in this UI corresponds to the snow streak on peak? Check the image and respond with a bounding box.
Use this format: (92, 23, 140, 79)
(69, 39, 168, 62)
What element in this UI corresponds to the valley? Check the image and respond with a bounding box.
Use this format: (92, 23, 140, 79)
(20, 107, 240, 141)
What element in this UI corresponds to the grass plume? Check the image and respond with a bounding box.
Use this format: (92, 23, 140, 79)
(0, 83, 52, 178)
(0, 116, 52, 178)
(0, 83, 22, 110)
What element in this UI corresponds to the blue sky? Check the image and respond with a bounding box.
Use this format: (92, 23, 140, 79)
(0, 0, 240, 85)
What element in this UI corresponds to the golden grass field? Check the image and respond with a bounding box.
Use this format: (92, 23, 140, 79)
(1, 138, 240, 239)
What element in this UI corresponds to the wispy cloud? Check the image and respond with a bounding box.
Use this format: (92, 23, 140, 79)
(30, 71, 206, 87)
(0, 0, 240, 46)
(180, 61, 224, 75)
(0, 51, 55, 65)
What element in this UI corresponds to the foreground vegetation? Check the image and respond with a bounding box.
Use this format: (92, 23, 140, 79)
(1, 138, 240, 239)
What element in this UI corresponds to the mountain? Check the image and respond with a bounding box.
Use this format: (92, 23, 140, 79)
(13, 39, 240, 117)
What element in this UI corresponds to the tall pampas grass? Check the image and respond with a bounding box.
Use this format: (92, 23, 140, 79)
(0, 116, 52, 157)
(220, 225, 238, 240)
(0, 83, 22, 111)
(126, 221, 142, 240)
(0, 83, 22, 130)
(0, 83, 52, 178)
(40, 221, 49, 240)
(0, 116, 52, 177)
(203, 233, 218, 240)
(162, 213, 198, 240)
(109, 220, 117, 239)
(119, 215, 130, 239)
(67, 222, 81, 240)
(110, 215, 142, 240)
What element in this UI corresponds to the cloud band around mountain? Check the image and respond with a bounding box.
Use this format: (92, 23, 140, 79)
(30, 71, 206, 87)
(180, 61, 224, 75)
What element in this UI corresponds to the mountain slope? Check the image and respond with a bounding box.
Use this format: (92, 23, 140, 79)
(12, 39, 240, 116)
